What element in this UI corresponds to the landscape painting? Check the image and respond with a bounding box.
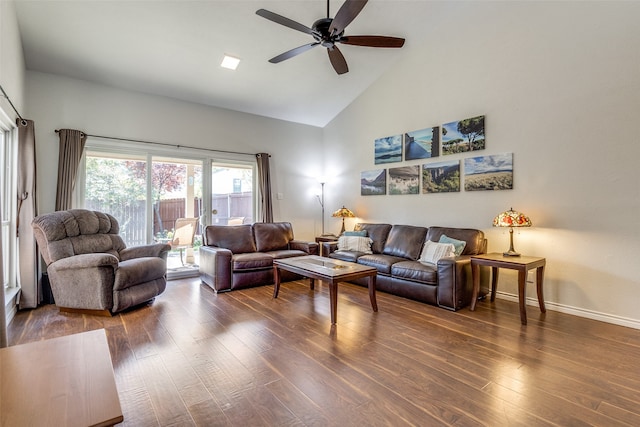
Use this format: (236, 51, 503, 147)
(361, 169, 386, 196)
(374, 134, 402, 164)
(388, 165, 420, 195)
(442, 115, 485, 155)
(464, 153, 513, 191)
(422, 160, 460, 193)
(405, 126, 439, 160)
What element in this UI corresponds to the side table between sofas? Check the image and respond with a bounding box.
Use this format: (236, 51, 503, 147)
(470, 253, 546, 325)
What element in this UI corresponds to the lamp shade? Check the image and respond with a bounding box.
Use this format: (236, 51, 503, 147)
(332, 206, 355, 235)
(332, 206, 355, 218)
(493, 208, 532, 228)
(493, 208, 531, 256)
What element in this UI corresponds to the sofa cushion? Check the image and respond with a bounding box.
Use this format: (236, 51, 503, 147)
(354, 223, 392, 254)
(439, 234, 466, 256)
(419, 241, 455, 265)
(206, 224, 256, 254)
(254, 222, 293, 252)
(266, 249, 308, 259)
(114, 257, 167, 291)
(391, 261, 438, 285)
(329, 250, 363, 263)
(382, 225, 428, 260)
(357, 254, 408, 274)
(232, 252, 273, 270)
(344, 230, 367, 237)
(337, 236, 373, 253)
(426, 227, 485, 255)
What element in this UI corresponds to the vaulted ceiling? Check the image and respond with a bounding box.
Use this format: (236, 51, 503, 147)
(14, 0, 445, 127)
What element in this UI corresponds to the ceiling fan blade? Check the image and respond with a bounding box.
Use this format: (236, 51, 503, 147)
(329, 0, 368, 35)
(256, 9, 317, 36)
(340, 35, 405, 48)
(327, 46, 349, 75)
(269, 43, 320, 63)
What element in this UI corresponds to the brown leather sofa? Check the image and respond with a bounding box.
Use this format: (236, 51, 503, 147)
(199, 222, 318, 292)
(323, 223, 487, 311)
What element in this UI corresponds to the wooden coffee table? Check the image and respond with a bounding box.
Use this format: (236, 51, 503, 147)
(273, 255, 378, 324)
(0, 328, 123, 427)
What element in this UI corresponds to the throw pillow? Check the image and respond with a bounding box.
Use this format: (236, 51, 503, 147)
(343, 230, 368, 237)
(336, 236, 373, 254)
(439, 234, 466, 257)
(419, 240, 455, 265)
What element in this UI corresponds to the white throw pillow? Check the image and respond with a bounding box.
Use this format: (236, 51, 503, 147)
(419, 240, 455, 265)
(336, 236, 373, 254)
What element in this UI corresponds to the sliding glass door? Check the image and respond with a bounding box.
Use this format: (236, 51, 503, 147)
(80, 142, 256, 278)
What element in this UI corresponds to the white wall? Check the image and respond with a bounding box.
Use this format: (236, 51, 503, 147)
(25, 71, 324, 240)
(323, 1, 640, 327)
(0, 0, 25, 114)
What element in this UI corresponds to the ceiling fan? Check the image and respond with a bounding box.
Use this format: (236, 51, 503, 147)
(256, 0, 405, 75)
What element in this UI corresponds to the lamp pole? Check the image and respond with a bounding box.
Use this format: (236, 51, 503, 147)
(318, 182, 325, 236)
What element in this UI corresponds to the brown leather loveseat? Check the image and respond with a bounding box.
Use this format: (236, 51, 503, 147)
(324, 223, 487, 311)
(199, 222, 318, 292)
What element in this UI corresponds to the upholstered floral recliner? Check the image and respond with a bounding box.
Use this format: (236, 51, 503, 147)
(31, 209, 171, 314)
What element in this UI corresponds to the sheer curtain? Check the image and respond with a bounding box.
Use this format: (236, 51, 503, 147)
(17, 120, 39, 309)
(55, 129, 86, 211)
(256, 153, 273, 222)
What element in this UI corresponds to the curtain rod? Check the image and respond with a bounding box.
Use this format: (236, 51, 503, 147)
(0, 84, 27, 126)
(54, 129, 266, 157)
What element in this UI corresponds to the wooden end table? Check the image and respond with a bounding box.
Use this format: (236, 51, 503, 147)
(470, 253, 546, 325)
(315, 235, 339, 256)
(273, 255, 377, 324)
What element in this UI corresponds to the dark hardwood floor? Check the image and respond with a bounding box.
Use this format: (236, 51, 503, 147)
(8, 278, 640, 426)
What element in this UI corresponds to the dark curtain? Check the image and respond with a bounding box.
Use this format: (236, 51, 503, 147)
(256, 153, 273, 223)
(17, 120, 39, 309)
(55, 129, 86, 211)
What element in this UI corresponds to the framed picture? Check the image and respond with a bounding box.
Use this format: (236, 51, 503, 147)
(464, 153, 513, 191)
(442, 115, 485, 155)
(361, 169, 387, 195)
(422, 160, 460, 193)
(405, 126, 439, 160)
(388, 165, 420, 195)
(374, 135, 402, 164)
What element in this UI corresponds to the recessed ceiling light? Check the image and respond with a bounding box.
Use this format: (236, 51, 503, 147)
(221, 55, 240, 70)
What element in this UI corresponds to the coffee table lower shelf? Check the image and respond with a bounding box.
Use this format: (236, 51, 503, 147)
(273, 255, 378, 325)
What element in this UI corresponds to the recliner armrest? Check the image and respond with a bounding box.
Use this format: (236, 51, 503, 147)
(50, 253, 119, 271)
(120, 243, 171, 261)
(199, 246, 233, 292)
(289, 240, 319, 255)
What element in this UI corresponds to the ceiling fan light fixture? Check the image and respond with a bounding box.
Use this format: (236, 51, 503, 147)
(221, 55, 241, 70)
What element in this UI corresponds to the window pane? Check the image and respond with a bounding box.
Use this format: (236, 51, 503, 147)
(211, 164, 253, 225)
(84, 153, 147, 246)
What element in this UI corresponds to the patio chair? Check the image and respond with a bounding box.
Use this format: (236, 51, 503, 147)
(171, 217, 199, 265)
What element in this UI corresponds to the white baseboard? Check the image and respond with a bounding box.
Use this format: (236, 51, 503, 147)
(494, 291, 640, 330)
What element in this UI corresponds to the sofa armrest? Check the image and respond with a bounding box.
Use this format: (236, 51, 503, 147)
(120, 243, 171, 261)
(289, 240, 319, 255)
(50, 253, 119, 271)
(199, 246, 233, 292)
(436, 256, 473, 311)
(322, 241, 338, 257)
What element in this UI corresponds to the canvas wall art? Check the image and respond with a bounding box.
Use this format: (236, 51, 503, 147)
(422, 160, 460, 193)
(374, 135, 402, 164)
(464, 153, 513, 191)
(388, 165, 420, 195)
(361, 169, 387, 195)
(405, 126, 439, 160)
(442, 115, 485, 155)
